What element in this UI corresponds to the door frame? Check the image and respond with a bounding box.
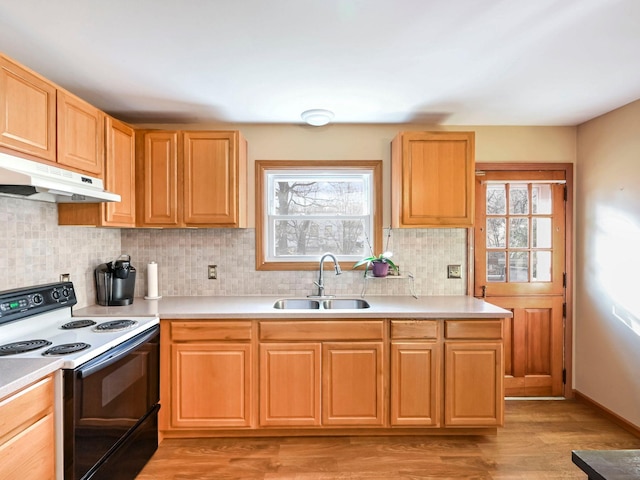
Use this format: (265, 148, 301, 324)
(470, 162, 574, 398)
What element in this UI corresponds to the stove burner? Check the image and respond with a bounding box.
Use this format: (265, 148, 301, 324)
(94, 319, 138, 332)
(42, 342, 91, 356)
(0, 339, 53, 356)
(61, 319, 97, 329)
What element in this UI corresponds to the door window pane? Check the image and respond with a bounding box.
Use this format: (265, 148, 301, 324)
(509, 218, 529, 248)
(532, 184, 552, 214)
(487, 251, 506, 282)
(486, 184, 506, 214)
(509, 252, 529, 282)
(532, 251, 552, 282)
(509, 184, 529, 214)
(532, 218, 552, 248)
(487, 218, 506, 247)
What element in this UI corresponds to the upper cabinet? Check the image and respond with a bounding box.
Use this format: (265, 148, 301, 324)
(58, 116, 136, 227)
(56, 89, 104, 176)
(391, 131, 475, 228)
(137, 130, 247, 228)
(0, 55, 56, 162)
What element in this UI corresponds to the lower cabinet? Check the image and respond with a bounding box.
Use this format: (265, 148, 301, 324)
(444, 320, 504, 427)
(390, 320, 441, 427)
(163, 321, 253, 429)
(258, 321, 385, 428)
(161, 318, 504, 436)
(0, 374, 55, 480)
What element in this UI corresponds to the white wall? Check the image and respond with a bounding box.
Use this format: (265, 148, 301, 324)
(576, 99, 640, 427)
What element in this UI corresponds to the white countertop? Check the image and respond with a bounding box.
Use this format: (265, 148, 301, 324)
(73, 295, 512, 319)
(0, 357, 63, 399)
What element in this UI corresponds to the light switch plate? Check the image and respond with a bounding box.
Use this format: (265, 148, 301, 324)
(447, 264, 461, 279)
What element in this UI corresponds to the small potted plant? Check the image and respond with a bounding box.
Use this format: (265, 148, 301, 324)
(353, 227, 399, 277)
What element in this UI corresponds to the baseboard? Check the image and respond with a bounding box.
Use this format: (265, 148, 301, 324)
(573, 390, 640, 439)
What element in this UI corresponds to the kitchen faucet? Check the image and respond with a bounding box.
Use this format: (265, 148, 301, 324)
(308, 253, 342, 298)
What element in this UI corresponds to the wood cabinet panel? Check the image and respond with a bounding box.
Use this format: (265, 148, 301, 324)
(444, 342, 503, 427)
(183, 131, 245, 226)
(445, 320, 503, 340)
(58, 116, 136, 227)
(57, 89, 104, 176)
(259, 321, 384, 341)
(0, 414, 55, 480)
(322, 342, 384, 426)
(171, 343, 252, 428)
(391, 320, 438, 339)
(140, 131, 180, 226)
(390, 342, 440, 426)
(0, 375, 55, 480)
(259, 343, 321, 426)
(392, 131, 474, 227)
(171, 321, 252, 342)
(0, 55, 56, 162)
(138, 130, 246, 228)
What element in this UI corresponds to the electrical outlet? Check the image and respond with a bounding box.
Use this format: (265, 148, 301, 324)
(208, 265, 218, 280)
(60, 273, 70, 282)
(447, 264, 462, 279)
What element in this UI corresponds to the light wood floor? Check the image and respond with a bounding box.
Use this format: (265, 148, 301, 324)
(137, 400, 640, 479)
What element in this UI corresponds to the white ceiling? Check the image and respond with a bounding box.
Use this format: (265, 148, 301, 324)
(1, 0, 639, 126)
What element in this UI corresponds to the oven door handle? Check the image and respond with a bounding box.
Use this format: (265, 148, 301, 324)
(77, 325, 159, 378)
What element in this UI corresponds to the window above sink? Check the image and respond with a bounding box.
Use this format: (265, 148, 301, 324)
(256, 160, 383, 271)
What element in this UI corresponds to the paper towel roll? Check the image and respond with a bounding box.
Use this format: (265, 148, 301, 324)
(145, 261, 161, 300)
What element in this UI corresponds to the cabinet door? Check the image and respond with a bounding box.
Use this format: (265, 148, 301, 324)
(182, 131, 246, 227)
(259, 343, 321, 427)
(322, 342, 384, 426)
(0, 414, 55, 480)
(444, 342, 503, 427)
(58, 116, 136, 226)
(0, 56, 56, 161)
(0, 375, 55, 480)
(171, 343, 252, 428)
(141, 131, 180, 226)
(390, 342, 440, 426)
(392, 131, 474, 227)
(103, 116, 136, 225)
(57, 89, 104, 176)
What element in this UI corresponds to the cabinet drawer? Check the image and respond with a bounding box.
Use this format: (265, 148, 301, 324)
(171, 321, 252, 342)
(444, 320, 502, 340)
(260, 321, 384, 341)
(0, 375, 53, 442)
(391, 320, 438, 339)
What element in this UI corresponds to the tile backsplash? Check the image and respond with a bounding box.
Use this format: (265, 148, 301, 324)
(0, 197, 121, 308)
(121, 227, 468, 298)
(0, 196, 468, 308)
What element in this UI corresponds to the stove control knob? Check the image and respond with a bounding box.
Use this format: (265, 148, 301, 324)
(52, 290, 61, 300)
(32, 294, 44, 305)
(62, 288, 70, 298)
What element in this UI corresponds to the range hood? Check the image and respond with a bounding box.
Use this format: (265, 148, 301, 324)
(0, 153, 121, 203)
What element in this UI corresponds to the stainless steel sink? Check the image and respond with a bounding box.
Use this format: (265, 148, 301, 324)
(273, 299, 320, 309)
(272, 298, 370, 310)
(322, 299, 370, 309)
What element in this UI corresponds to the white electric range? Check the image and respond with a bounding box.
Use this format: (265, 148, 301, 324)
(0, 282, 158, 367)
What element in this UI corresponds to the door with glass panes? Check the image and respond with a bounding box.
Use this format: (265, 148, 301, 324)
(474, 167, 569, 397)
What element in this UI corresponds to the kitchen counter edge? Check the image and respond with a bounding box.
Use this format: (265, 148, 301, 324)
(0, 357, 63, 399)
(73, 295, 512, 319)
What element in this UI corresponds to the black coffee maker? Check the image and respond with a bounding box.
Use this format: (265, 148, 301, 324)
(95, 255, 136, 306)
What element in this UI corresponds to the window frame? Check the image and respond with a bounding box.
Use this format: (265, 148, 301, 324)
(256, 160, 383, 271)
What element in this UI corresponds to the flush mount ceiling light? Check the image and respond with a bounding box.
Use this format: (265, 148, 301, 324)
(301, 109, 334, 126)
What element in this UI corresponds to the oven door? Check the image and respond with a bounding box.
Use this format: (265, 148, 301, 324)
(63, 325, 160, 480)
